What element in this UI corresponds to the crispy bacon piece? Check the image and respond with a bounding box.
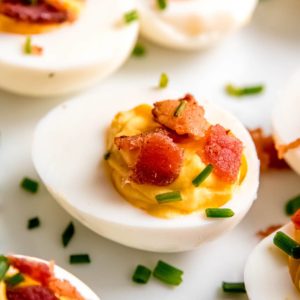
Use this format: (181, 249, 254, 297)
(8, 256, 51, 286)
(0, 0, 68, 24)
(277, 138, 300, 159)
(249, 128, 289, 170)
(48, 278, 84, 300)
(115, 129, 184, 186)
(152, 94, 208, 138)
(6, 286, 58, 300)
(198, 124, 243, 183)
(292, 209, 300, 230)
(257, 224, 282, 239)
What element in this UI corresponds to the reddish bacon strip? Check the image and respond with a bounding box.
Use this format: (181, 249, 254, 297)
(249, 128, 289, 171)
(277, 138, 300, 159)
(115, 129, 184, 186)
(292, 209, 300, 230)
(198, 124, 243, 183)
(152, 94, 208, 138)
(257, 224, 282, 239)
(6, 286, 58, 300)
(48, 278, 84, 300)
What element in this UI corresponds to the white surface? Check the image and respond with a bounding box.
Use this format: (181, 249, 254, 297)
(31, 88, 259, 252)
(244, 223, 299, 300)
(0, 0, 300, 298)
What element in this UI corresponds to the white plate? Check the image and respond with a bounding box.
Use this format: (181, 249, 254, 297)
(0, 0, 300, 299)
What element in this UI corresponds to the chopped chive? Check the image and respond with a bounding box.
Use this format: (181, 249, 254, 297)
(124, 10, 139, 24)
(192, 164, 213, 187)
(132, 43, 146, 57)
(173, 100, 187, 117)
(159, 72, 169, 88)
(155, 191, 182, 204)
(157, 0, 167, 10)
(273, 231, 300, 259)
(222, 282, 246, 293)
(23, 36, 32, 54)
(0, 256, 9, 281)
(5, 273, 25, 286)
(153, 260, 183, 286)
(20, 177, 39, 193)
(62, 222, 75, 248)
(225, 84, 264, 97)
(132, 265, 152, 284)
(104, 151, 111, 160)
(69, 254, 90, 264)
(27, 217, 40, 229)
(205, 208, 234, 218)
(285, 195, 300, 215)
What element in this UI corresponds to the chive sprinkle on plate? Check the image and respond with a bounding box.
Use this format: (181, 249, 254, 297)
(285, 194, 300, 215)
(62, 222, 75, 247)
(124, 10, 139, 24)
(222, 282, 246, 293)
(225, 84, 264, 97)
(132, 265, 152, 284)
(273, 231, 300, 259)
(20, 177, 39, 193)
(23, 36, 32, 54)
(153, 260, 183, 286)
(192, 164, 213, 187)
(132, 43, 146, 57)
(155, 191, 182, 204)
(159, 72, 169, 88)
(27, 217, 40, 230)
(70, 254, 91, 264)
(5, 273, 25, 286)
(205, 208, 234, 218)
(157, 0, 167, 10)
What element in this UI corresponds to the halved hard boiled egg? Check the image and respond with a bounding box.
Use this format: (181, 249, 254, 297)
(244, 223, 300, 300)
(0, 0, 138, 96)
(272, 70, 300, 175)
(137, 0, 258, 50)
(0, 254, 99, 300)
(32, 87, 259, 252)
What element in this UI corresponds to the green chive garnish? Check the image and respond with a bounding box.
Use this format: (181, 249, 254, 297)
(157, 0, 167, 10)
(273, 231, 300, 259)
(5, 273, 25, 286)
(20, 177, 39, 193)
(155, 191, 182, 204)
(70, 254, 91, 264)
(153, 260, 183, 286)
(225, 84, 264, 97)
(27, 217, 40, 229)
(173, 100, 187, 117)
(132, 265, 152, 284)
(124, 10, 139, 24)
(222, 282, 246, 293)
(23, 36, 32, 54)
(132, 43, 146, 57)
(62, 222, 75, 247)
(0, 256, 9, 281)
(104, 151, 111, 160)
(205, 208, 234, 218)
(192, 164, 213, 187)
(159, 72, 169, 88)
(285, 194, 300, 215)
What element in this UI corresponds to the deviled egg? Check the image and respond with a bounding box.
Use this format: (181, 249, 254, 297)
(137, 0, 258, 50)
(32, 87, 259, 252)
(272, 70, 300, 175)
(0, 0, 139, 96)
(0, 254, 99, 300)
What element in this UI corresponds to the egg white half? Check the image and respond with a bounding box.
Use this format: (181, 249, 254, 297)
(272, 70, 300, 175)
(137, 0, 258, 50)
(32, 87, 259, 252)
(244, 223, 299, 300)
(0, 0, 138, 96)
(9, 254, 100, 299)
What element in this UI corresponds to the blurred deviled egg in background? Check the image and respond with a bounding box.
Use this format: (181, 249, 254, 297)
(0, 0, 139, 96)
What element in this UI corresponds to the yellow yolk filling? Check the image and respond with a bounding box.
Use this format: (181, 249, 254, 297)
(106, 104, 247, 219)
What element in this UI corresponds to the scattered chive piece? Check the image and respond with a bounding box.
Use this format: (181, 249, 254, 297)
(0, 256, 9, 281)
(70, 254, 91, 264)
(285, 194, 300, 215)
(124, 10, 139, 24)
(173, 100, 187, 117)
(155, 191, 182, 204)
(23, 36, 32, 54)
(62, 222, 75, 248)
(273, 231, 300, 259)
(159, 72, 169, 88)
(132, 43, 146, 57)
(153, 260, 183, 286)
(222, 282, 246, 293)
(205, 208, 234, 218)
(27, 217, 40, 230)
(192, 164, 213, 187)
(157, 0, 167, 10)
(20, 177, 39, 193)
(5, 273, 25, 286)
(225, 84, 264, 97)
(132, 265, 152, 284)
(104, 151, 111, 160)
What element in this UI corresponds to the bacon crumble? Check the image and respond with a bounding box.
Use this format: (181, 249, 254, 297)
(277, 138, 300, 159)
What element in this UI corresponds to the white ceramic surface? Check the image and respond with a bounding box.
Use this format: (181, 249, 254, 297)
(1, 0, 300, 298)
